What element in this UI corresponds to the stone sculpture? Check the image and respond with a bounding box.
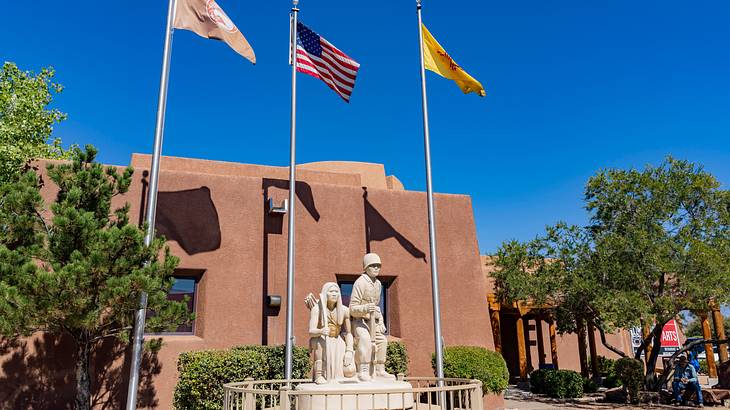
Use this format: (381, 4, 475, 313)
(306, 282, 355, 384)
(299, 254, 413, 409)
(349, 253, 395, 381)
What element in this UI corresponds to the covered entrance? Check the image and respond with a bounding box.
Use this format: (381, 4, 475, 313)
(487, 294, 560, 383)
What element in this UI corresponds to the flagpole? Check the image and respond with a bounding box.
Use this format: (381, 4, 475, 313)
(416, 0, 446, 394)
(126, 0, 177, 407)
(284, 0, 299, 383)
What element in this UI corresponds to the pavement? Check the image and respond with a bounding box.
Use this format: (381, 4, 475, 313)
(502, 386, 714, 409)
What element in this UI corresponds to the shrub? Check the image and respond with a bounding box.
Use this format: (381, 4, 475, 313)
(603, 373, 621, 388)
(614, 357, 644, 404)
(385, 341, 409, 376)
(530, 369, 584, 398)
(583, 377, 598, 394)
(433, 346, 509, 394)
(232, 344, 310, 380)
(173, 345, 310, 410)
(529, 369, 549, 394)
(597, 355, 616, 376)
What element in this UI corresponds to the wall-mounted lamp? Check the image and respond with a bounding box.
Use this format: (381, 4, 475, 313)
(267, 295, 282, 308)
(268, 198, 288, 215)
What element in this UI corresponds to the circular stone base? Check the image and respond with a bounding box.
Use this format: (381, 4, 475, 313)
(295, 380, 414, 410)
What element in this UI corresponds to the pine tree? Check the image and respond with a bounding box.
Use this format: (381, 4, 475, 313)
(0, 145, 192, 410)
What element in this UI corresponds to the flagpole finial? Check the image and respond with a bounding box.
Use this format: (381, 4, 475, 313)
(416, 0, 422, 8)
(293, 0, 299, 6)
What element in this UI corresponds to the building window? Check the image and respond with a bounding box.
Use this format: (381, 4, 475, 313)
(146, 276, 197, 335)
(338, 279, 389, 333)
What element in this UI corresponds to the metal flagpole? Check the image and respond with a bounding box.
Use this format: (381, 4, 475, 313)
(126, 0, 177, 407)
(416, 0, 446, 395)
(284, 0, 300, 383)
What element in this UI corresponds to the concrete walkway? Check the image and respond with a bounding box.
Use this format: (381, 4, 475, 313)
(503, 386, 708, 409)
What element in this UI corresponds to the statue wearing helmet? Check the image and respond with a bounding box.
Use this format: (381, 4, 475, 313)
(348, 253, 395, 381)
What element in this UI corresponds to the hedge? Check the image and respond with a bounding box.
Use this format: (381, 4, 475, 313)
(597, 355, 616, 376)
(385, 340, 409, 376)
(173, 345, 310, 410)
(614, 357, 644, 404)
(582, 377, 598, 393)
(433, 346, 509, 394)
(529, 369, 584, 398)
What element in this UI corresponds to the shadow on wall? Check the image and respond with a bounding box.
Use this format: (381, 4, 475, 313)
(0, 334, 161, 409)
(363, 188, 427, 262)
(261, 179, 321, 344)
(262, 179, 321, 223)
(139, 172, 222, 255)
(155, 187, 222, 255)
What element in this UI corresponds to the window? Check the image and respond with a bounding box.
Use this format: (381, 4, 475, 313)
(146, 276, 198, 335)
(338, 279, 389, 333)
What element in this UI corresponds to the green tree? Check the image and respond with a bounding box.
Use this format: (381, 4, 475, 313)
(0, 61, 73, 184)
(683, 312, 730, 338)
(0, 146, 193, 410)
(493, 157, 730, 390)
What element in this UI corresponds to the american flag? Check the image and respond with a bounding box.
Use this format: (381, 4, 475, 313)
(295, 22, 360, 102)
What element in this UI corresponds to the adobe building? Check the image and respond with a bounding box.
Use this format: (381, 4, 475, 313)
(3, 153, 673, 409)
(0, 154, 497, 409)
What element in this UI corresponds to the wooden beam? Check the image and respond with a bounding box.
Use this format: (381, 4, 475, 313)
(487, 293, 501, 311)
(516, 315, 528, 381)
(489, 308, 502, 353)
(700, 312, 718, 377)
(587, 322, 599, 378)
(524, 318, 533, 372)
(549, 317, 559, 369)
(536, 317, 546, 367)
(711, 301, 729, 363)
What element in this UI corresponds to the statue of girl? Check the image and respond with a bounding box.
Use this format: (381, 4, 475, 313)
(307, 282, 355, 384)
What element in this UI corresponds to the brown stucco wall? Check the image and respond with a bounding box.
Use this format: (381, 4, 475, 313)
(0, 155, 494, 409)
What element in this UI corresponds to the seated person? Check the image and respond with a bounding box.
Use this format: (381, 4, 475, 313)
(672, 355, 703, 407)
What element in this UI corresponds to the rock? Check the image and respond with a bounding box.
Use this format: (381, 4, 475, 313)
(603, 387, 627, 403)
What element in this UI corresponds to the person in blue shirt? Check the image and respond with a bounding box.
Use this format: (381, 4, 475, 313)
(688, 350, 701, 373)
(673, 355, 703, 407)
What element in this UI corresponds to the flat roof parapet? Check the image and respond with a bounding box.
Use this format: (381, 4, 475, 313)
(130, 154, 404, 191)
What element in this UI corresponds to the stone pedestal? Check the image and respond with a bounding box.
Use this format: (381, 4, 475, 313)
(295, 380, 414, 410)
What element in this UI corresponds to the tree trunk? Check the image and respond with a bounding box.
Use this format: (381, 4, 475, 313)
(644, 323, 664, 391)
(75, 339, 91, 410)
(594, 322, 627, 358)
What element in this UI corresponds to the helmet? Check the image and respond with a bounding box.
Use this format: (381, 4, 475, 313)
(363, 253, 381, 270)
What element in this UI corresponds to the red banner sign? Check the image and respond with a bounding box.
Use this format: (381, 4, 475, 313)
(659, 320, 680, 355)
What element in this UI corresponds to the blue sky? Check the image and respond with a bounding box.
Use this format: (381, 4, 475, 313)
(2, 1, 729, 253)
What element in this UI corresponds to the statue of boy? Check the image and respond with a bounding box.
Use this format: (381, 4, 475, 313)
(349, 253, 395, 381)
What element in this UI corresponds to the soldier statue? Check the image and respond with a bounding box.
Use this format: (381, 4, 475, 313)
(349, 253, 395, 381)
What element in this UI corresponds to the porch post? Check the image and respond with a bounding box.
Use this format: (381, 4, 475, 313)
(711, 301, 729, 363)
(487, 294, 502, 353)
(516, 314, 528, 381)
(701, 312, 718, 377)
(535, 316, 546, 367)
(548, 317, 559, 369)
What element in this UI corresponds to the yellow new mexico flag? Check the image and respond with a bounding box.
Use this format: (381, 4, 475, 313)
(422, 24, 485, 97)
